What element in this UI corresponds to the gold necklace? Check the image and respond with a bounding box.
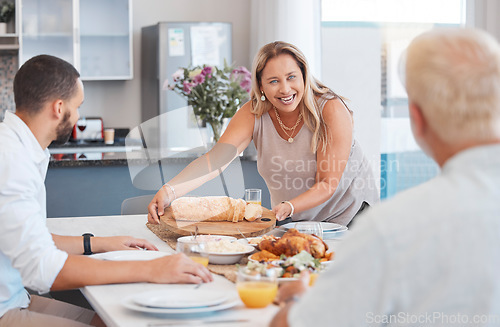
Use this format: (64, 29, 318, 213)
(274, 107, 303, 143)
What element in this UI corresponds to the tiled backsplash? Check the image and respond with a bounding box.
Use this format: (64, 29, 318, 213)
(0, 52, 17, 122)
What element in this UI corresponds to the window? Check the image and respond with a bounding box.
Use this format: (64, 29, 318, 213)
(321, 0, 466, 199)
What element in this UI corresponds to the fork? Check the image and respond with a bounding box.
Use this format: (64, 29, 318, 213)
(236, 227, 249, 243)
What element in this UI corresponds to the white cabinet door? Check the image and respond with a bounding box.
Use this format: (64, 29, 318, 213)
(79, 0, 132, 80)
(19, 0, 132, 80)
(20, 0, 78, 68)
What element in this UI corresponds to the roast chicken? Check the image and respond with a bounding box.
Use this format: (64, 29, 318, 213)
(258, 228, 328, 259)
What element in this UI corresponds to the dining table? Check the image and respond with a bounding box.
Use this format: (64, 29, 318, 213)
(46, 214, 282, 327)
(46, 214, 345, 327)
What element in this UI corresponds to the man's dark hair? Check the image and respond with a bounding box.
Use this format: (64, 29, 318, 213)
(13, 55, 80, 115)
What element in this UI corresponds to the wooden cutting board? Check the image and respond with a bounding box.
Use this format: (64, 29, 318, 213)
(160, 207, 276, 237)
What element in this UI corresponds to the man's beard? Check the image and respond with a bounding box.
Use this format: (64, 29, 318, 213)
(53, 111, 74, 144)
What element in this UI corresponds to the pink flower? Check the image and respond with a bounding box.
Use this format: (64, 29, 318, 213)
(202, 66, 213, 77)
(193, 73, 205, 85)
(232, 66, 251, 78)
(183, 81, 193, 94)
(240, 76, 252, 93)
(232, 66, 252, 93)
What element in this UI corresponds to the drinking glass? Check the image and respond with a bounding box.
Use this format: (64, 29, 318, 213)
(244, 189, 262, 206)
(176, 241, 209, 267)
(294, 221, 323, 239)
(236, 266, 277, 308)
(76, 117, 87, 144)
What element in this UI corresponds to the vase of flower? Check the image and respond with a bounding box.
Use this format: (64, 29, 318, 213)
(0, 1, 15, 35)
(165, 62, 251, 144)
(208, 120, 223, 143)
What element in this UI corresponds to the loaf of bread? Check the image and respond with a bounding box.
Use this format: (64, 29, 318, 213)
(169, 196, 262, 223)
(244, 203, 262, 221)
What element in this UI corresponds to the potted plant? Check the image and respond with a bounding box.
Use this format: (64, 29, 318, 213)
(0, 1, 15, 34)
(165, 61, 251, 143)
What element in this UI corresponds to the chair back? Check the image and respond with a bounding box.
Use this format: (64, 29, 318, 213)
(121, 194, 155, 215)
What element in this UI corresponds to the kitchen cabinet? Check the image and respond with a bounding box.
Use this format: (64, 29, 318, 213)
(19, 0, 132, 80)
(20, 0, 76, 66)
(0, 0, 19, 50)
(79, 0, 132, 80)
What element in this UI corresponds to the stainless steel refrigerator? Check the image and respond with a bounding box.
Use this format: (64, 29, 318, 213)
(141, 22, 232, 153)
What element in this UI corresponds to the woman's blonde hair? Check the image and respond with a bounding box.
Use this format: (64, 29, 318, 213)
(250, 41, 340, 153)
(405, 28, 500, 144)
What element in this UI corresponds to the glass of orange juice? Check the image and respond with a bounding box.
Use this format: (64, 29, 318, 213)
(309, 272, 319, 286)
(244, 189, 262, 206)
(176, 241, 209, 267)
(236, 266, 277, 308)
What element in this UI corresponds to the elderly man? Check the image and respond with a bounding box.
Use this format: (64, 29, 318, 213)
(271, 27, 500, 326)
(0, 55, 212, 327)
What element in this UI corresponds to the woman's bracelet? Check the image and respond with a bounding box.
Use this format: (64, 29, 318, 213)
(163, 183, 176, 202)
(281, 200, 294, 217)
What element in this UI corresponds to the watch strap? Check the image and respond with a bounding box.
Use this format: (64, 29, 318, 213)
(82, 233, 94, 255)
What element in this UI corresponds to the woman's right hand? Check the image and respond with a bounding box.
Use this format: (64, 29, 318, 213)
(147, 186, 171, 224)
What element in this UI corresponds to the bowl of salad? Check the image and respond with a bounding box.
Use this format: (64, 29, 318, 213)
(247, 250, 326, 282)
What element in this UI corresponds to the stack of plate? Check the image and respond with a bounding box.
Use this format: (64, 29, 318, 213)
(121, 289, 239, 314)
(279, 222, 348, 239)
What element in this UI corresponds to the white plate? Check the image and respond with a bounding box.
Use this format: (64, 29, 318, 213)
(90, 250, 169, 261)
(122, 295, 240, 314)
(132, 289, 227, 309)
(248, 254, 332, 266)
(322, 226, 348, 239)
(320, 222, 345, 232)
(244, 237, 264, 247)
(281, 222, 344, 232)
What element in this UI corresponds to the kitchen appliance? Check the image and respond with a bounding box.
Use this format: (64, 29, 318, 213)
(141, 22, 232, 151)
(72, 117, 104, 141)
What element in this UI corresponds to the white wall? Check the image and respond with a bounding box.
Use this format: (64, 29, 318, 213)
(250, 0, 322, 78)
(321, 25, 382, 184)
(80, 0, 251, 130)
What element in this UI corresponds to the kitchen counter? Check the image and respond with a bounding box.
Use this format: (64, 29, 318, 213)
(48, 140, 249, 168)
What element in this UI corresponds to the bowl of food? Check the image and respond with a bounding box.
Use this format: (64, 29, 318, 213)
(247, 251, 328, 284)
(205, 240, 255, 265)
(177, 235, 237, 244)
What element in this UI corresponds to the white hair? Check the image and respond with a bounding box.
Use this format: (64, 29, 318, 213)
(405, 27, 500, 144)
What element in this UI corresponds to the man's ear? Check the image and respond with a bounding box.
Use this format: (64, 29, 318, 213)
(51, 99, 64, 119)
(409, 102, 427, 139)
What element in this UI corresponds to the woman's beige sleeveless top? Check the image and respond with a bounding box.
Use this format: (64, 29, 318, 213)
(252, 95, 379, 226)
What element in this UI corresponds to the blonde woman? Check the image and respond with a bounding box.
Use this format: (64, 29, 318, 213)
(148, 41, 378, 226)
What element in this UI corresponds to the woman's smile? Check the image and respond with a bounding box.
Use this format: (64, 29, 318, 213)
(278, 94, 296, 105)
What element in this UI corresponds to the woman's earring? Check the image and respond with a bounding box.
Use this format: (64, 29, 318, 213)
(260, 91, 266, 102)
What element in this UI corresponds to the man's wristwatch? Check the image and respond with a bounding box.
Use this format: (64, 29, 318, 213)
(82, 233, 94, 255)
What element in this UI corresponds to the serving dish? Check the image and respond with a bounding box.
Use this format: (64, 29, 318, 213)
(177, 235, 255, 265)
(207, 244, 255, 265)
(177, 235, 237, 244)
